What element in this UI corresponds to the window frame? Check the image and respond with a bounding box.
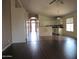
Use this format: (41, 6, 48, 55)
(66, 17, 74, 32)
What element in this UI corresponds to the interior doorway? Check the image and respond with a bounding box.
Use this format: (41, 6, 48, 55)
(26, 18, 39, 42)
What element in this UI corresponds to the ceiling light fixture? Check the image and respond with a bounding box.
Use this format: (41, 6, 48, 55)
(56, 16, 61, 20)
(49, 0, 64, 5)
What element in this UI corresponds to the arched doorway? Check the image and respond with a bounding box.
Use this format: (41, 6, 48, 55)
(26, 17, 39, 42)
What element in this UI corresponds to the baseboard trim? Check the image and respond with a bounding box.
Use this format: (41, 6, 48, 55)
(12, 41, 26, 44)
(62, 35, 77, 39)
(2, 43, 12, 52)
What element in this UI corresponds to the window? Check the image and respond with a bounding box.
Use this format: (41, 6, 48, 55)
(66, 17, 74, 32)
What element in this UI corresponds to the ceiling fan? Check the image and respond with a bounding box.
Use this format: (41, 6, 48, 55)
(49, 0, 64, 5)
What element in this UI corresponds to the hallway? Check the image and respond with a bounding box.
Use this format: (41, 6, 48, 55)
(3, 36, 77, 59)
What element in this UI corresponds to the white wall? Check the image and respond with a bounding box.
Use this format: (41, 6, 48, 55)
(2, 0, 12, 50)
(62, 12, 77, 38)
(11, 0, 28, 43)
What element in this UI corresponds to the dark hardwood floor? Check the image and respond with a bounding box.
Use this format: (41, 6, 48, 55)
(2, 36, 77, 59)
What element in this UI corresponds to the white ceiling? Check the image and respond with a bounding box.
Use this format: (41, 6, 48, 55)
(21, 0, 77, 17)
